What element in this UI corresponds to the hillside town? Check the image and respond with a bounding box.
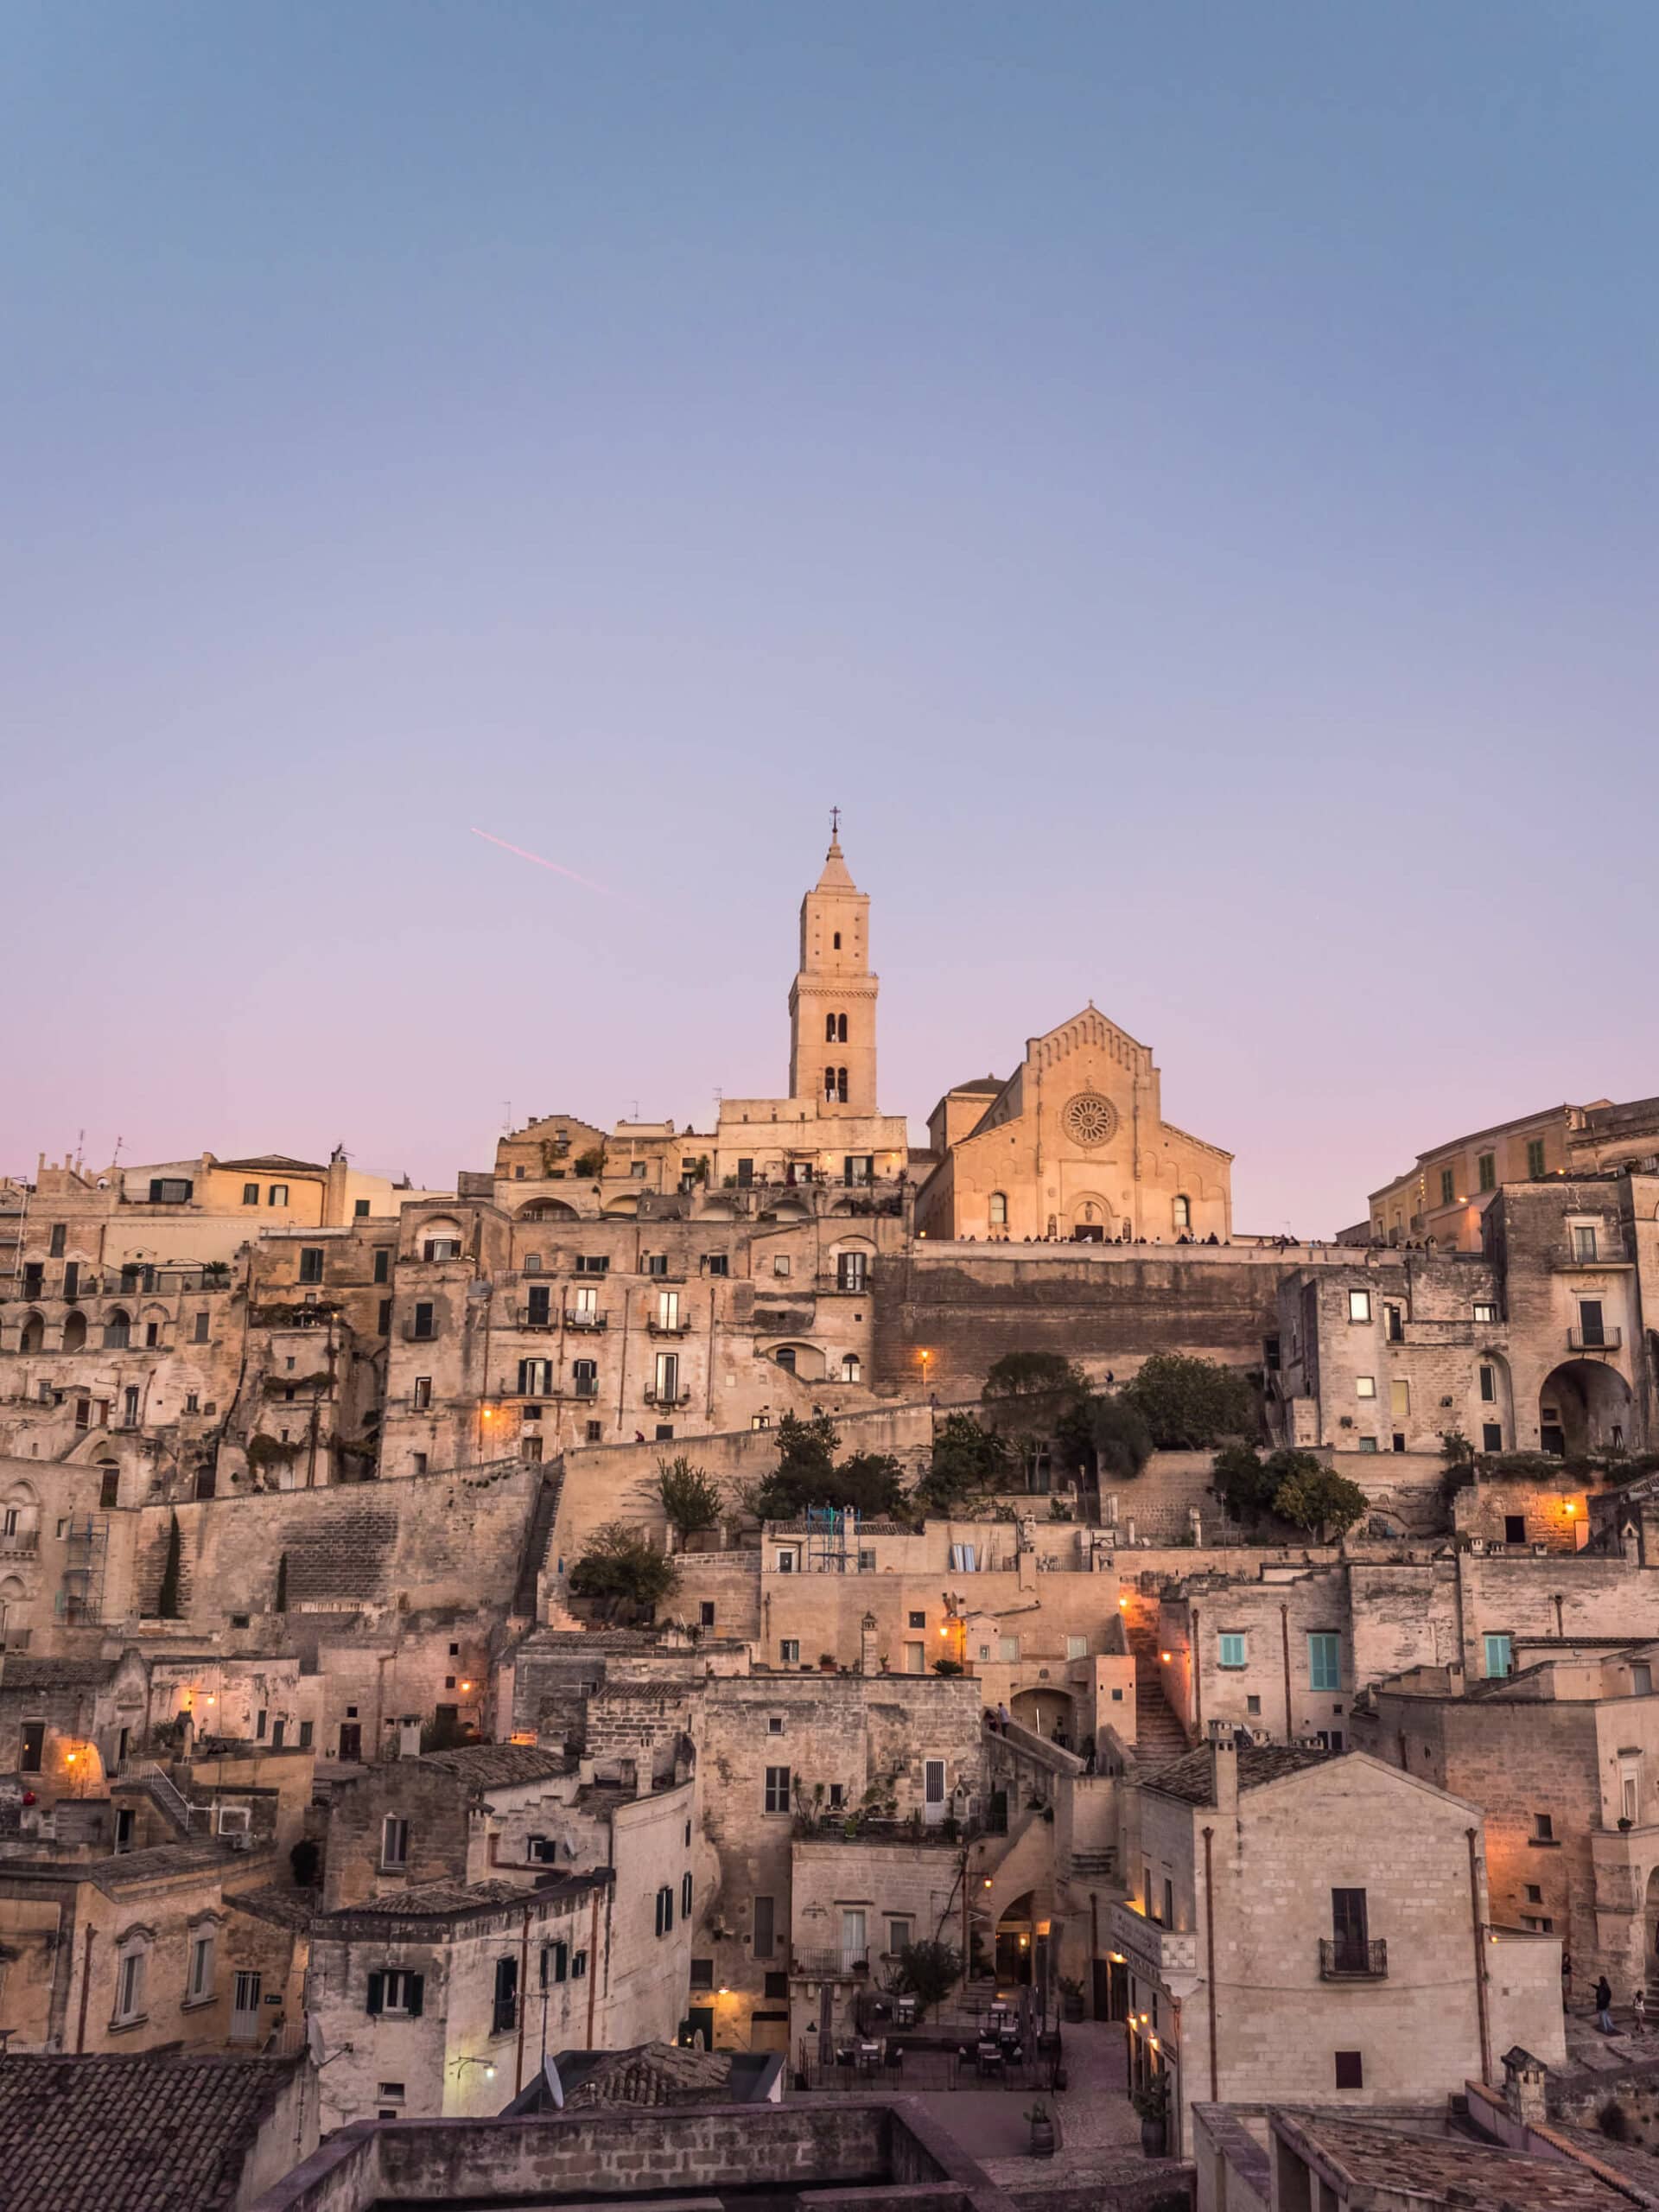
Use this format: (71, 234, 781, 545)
(2, 832, 1658, 2212)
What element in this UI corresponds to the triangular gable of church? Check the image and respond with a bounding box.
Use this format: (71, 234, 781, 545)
(964, 1067, 1024, 1138)
(1027, 1007, 1151, 1079)
(1160, 1118, 1235, 1165)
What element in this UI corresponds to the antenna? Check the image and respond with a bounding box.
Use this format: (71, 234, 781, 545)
(111, 1135, 124, 1168)
(626, 1099, 640, 1122)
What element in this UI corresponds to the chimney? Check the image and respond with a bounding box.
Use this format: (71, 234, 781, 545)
(1447, 1662, 1466, 1697)
(1211, 1734, 1238, 1815)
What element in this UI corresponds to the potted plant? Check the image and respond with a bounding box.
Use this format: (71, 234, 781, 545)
(1058, 1974, 1085, 2024)
(1024, 2104, 1056, 2158)
(1132, 2073, 1169, 2158)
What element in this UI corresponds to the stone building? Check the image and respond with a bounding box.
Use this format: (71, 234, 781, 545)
(915, 1006, 1232, 1246)
(1110, 1738, 1563, 2160)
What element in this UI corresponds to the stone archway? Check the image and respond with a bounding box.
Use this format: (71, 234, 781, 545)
(1011, 1684, 1075, 1747)
(1065, 1193, 1114, 1243)
(996, 1888, 1038, 1985)
(1539, 1360, 1634, 1457)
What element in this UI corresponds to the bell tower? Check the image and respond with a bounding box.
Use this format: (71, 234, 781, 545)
(788, 817, 878, 1116)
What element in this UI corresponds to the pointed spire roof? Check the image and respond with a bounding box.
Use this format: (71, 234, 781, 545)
(815, 830, 856, 893)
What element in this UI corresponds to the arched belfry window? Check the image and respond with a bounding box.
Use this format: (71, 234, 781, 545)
(836, 1013, 848, 1043)
(836, 1068, 849, 1102)
(824, 1066, 837, 1100)
(825, 1014, 837, 1043)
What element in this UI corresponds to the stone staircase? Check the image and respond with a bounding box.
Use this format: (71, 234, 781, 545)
(1125, 1622, 1192, 1768)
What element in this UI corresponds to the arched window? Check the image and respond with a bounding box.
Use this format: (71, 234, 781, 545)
(654, 1885, 674, 1936)
(836, 1013, 848, 1043)
(825, 1014, 837, 1043)
(62, 1312, 87, 1353)
(842, 1354, 861, 1383)
(102, 1309, 131, 1350)
(18, 1312, 44, 1355)
(775, 1347, 797, 1373)
(1173, 1195, 1191, 1231)
(836, 1067, 849, 1102)
(824, 1066, 837, 1100)
(988, 1193, 1007, 1229)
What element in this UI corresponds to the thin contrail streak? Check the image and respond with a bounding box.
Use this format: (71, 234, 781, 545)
(469, 826, 610, 895)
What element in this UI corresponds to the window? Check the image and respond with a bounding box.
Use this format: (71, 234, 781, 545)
(832, 931, 841, 949)
(1534, 1813, 1554, 1841)
(114, 1945, 148, 2024)
(887, 1916, 912, 1956)
(187, 1928, 215, 2003)
(654, 1885, 675, 1937)
(1389, 1379, 1410, 1421)
(367, 1969, 424, 2017)
(690, 1955, 714, 1989)
(1173, 1195, 1191, 1230)
(836, 1251, 868, 1292)
(1066, 1634, 1088, 1659)
(988, 1192, 1007, 1229)
(1439, 1167, 1455, 1205)
(1355, 1376, 1376, 1399)
(1347, 1289, 1371, 1323)
(909, 1611, 927, 1629)
(1624, 1769, 1640, 1824)
(1357, 1435, 1378, 1453)
(1000, 1635, 1020, 1662)
(779, 1640, 799, 1666)
(570, 1949, 587, 1979)
(184, 1391, 200, 1414)
(298, 1719, 314, 1750)
(192, 1308, 210, 1344)
(1308, 1634, 1341, 1692)
(299, 1248, 324, 1285)
(99, 1467, 120, 1509)
(573, 1360, 598, 1399)
(1578, 1299, 1606, 1348)
(525, 1283, 551, 1326)
(518, 1357, 552, 1397)
(1483, 1423, 1503, 1453)
(1527, 1138, 1547, 1178)
(753, 1896, 775, 1958)
(412, 1301, 435, 1340)
(149, 1178, 193, 1205)
(645, 1255, 668, 1279)
(144, 1321, 159, 1346)
(775, 1547, 798, 1573)
(630, 1161, 646, 1179)
(1334, 2050, 1363, 2089)
(1218, 1631, 1247, 1669)
(48, 1224, 66, 1257)
(493, 1955, 519, 2035)
(657, 1290, 679, 1329)
(122, 1385, 139, 1427)
(1384, 1302, 1404, 1344)
(699, 1599, 715, 1628)
(681, 1870, 693, 1917)
(1573, 1224, 1599, 1262)
(764, 1764, 791, 1814)
(705, 1253, 729, 1277)
(842, 1355, 862, 1383)
(543, 1939, 569, 1984)
(1504, 1515, 1526, 1545)
(354, 1197, 371, 1217)
(1473, 1300, 1497, 1322)
(1477, 1153, 1496, 1193)
(377, 1300, 391, 1334)
(20, 1722, 44, 1773)
(653, 1351, 679, 1402)
(382, 1816, 409, 1869)
(256, 1707, 267, 1739)
(1479, 1364, 1497, 1403)
(1246, 1694, 1261, 1715)
(585, 1421, 602, 1443)
(269, 1185, 288, 1207)
(575, 1255, 609, 1275)
(1484, 1633, 1513, 1679)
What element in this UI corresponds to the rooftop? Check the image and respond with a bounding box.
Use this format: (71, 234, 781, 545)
(1277, 2111, 1630, 2209)
(0, 2052, 301, 2212)
(1141, 1743, 1332, 1806)
(417, 1742, 573, 1789)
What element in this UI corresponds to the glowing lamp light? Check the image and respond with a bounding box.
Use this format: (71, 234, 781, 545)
(1160, 1651, 1173, 1662)
(1018, 1934, 1029, 1948)
(485, 2063, 497, 2081)
(461, 1681, 474, 1692)
(983, 1877, 994, 1890)
(1149, 2036, 1160, 2052)
(482, 1409, 493, 1421)
(64, 1751, 77, 1764)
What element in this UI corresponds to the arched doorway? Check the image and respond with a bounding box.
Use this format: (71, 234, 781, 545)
(61, 1311, 87, 1353)
(1539, 1360, 1634, 1457)
(1011, 1684, 1075, 1748)
(1067, 1194, 1113, 1243)
(996, 1889, 1038, 1984)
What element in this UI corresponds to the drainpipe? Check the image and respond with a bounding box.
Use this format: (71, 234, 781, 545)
(585, 1885, 601, 2043)
(1280, 1605, 1292, 1738)
(1191, 1607, 1201, 1738)
(74, 1925, 94, 2053)
(1201, 1827, 1218, 2099)
(515, 1904, 531, 2093)
(1466, 1827, 1492, 2083)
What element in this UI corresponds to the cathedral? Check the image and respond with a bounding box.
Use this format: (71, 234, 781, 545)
(719, 825, 1234, 1241)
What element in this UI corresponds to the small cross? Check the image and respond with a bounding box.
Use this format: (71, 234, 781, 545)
(830, 804, 841, 837)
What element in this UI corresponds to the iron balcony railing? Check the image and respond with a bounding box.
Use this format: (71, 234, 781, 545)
(1319, 1937, 1387, 1980)
(1568, 1325, 1621, 1351)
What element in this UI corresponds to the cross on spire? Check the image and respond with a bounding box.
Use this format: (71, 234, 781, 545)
(830, 804, 841, 839)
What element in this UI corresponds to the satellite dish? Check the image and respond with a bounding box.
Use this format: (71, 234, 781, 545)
(542, 2055, 565, 2108)
(306, 2015, 326, 2066)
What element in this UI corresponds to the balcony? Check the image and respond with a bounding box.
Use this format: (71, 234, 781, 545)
(790, 1947, 871, 1979)
(646, 1319, 690, 1337)
(0, 1530, 40, 1559)
(1568, 1325, 1622, 1352)
(1107, 1902, 1200, 1993)
(564, 1312, 607, 1332)
(1319, 1937, 1387, 1980)
(642, 1389, 692, 1407)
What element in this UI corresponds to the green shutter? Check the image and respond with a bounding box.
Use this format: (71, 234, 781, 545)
(366, 1971, 384, 2016)
(406, 1973, 424, 2018)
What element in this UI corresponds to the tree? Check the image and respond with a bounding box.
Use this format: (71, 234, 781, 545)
(1211, 1440, 1281, 1525)
(1272, 1459, 1370, 1540)
(889, 1936, 963, 2018)
(156, 1510, 182, 1619)
(573, 1147, 605, 1178)
(1056, 1393, 1153, 1485)
(657, 1456, 724, 1540)
(569, 1522, 679, 1614)
(749, 1414, 911, 1522)
(915, 1414, 1014, 1514)
(1119, 1354, 1256, 1450)
(983, 1351, 1085, 1401)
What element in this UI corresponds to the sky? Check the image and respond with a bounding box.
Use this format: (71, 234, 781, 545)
(3, 3, 1656, 1234)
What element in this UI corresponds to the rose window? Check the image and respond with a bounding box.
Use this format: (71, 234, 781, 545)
(1062, 1091, 1116, 1148)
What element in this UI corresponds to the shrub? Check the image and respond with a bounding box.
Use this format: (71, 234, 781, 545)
(750, 1414, 910, 1522)
(569, 1522, 679, 1613)
(656, 1456, 724, 1539)
(1212, 1441, 1280, 1525)
(983, 1351, 1085, 1401)
(1057, 1393, 1154, 1484)
(573, 1147, 605, 1178)
(1119, 1354, 1256, 1450)
(915, 1414, 1014, 1514)
(1272, 1459, 1370, 1539)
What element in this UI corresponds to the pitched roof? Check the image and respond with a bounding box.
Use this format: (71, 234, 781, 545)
(813, 835, 857, 893)
(1141, 1743, 1332, 1805)
(419, 1743, 572, 1789)
(0, 1656, 115, 1690)
(215, 1154, 327, 1173)
(1278, 2113, 1629, 2209)
(0, 2053, 299, 2212)
(563, 2041, 734, 2109)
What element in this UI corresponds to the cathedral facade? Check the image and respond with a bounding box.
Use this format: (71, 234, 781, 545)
(915, 1006, 1233, 1243)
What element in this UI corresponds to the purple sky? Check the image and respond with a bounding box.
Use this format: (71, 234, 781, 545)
(4, 5, 1656, 1234)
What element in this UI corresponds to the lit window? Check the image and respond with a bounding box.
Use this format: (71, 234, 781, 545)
(1355, 1376, 1376, 1399)
(1347, 1290, 1371, 1323)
